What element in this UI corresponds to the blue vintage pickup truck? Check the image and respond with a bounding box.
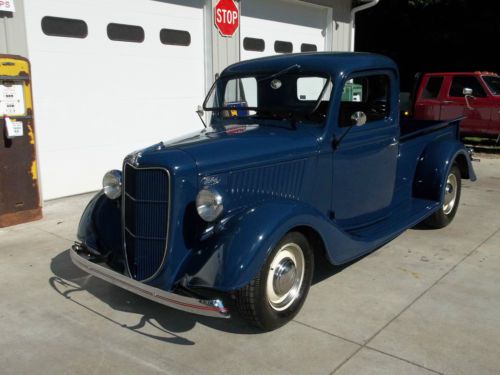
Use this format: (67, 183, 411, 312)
(72, 53, 476, 331)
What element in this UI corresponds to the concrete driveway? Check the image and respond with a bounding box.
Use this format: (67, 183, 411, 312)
(1, 158, 499, 375)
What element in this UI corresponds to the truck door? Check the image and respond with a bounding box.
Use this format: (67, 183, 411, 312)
(441, 75, 491, 135)
(332, 72, 399, 229)
(481, 75, 500, 137)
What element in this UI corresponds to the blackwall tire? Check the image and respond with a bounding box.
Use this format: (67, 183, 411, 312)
(236, 232, 314, 331)
(424, 164, 462, 229)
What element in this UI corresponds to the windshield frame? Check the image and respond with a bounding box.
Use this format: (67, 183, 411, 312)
(202, 71, 333, 121)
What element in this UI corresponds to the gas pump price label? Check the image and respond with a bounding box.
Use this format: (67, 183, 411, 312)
(0, 83, 25, 116)
(4, 117, 23, 138)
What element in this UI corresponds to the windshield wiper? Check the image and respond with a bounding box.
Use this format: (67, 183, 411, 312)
(258, 64, 301, 82)
(309, 78, 331, 116)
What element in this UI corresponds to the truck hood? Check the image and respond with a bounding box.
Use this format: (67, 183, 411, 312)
(149, 124, 321, 175)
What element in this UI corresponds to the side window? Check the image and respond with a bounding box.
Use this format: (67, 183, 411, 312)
(339, 74, 390, 127)
(422, 76, 443, 99)
(449, 76, 487, 98)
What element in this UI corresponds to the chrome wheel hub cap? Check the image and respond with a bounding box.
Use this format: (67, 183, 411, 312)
(266, 243, 305, 311)
(443, 173, 458, 215)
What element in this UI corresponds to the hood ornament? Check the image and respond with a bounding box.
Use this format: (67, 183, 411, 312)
(128, 150, 142, 167)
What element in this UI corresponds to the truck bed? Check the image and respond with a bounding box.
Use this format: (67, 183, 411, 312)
(399, 117, 461, 141)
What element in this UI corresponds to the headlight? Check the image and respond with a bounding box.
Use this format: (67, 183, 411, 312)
(196, 188, 223, 222)
(103, 170, 122, 200)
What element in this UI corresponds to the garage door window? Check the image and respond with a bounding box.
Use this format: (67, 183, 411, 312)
(107, 23, 145, 43)
(41, 16, 88, 38)
(160, 29, 191, 46)
(301, 43, 317, 52)
(243, 37, 265, 52)
(274, 41, 293, 54)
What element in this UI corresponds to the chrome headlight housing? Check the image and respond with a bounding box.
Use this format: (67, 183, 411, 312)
(102, 170, 122, 200)
(196, 188, 224, 222)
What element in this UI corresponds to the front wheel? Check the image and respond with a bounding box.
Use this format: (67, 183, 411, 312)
(236, 232, 314, 331)
(423, 164, 461, 229)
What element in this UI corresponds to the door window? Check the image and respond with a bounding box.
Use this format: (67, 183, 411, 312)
(422, 76, 443, 99)
(339, 74, 390, 127)
(449, 76, 487, 98)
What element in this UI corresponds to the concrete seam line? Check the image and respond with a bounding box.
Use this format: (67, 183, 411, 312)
(363, 347, 444, 375)
(291, 320, 362, 347)
(293, 320, 442, 375)
(330, 225, 500, 374)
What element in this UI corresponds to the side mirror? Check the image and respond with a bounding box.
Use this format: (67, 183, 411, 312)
(196, 105, 205, 117)
(463, 87, 474, 97)
(462, 88, 475, 110)
(196, 105, 207, 128)
(350, 111, 367, 127)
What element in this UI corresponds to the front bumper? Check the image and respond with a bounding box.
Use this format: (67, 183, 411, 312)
(70, 244, 230, 319)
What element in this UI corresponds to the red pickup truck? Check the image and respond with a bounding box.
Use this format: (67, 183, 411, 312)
(413, 72, 500, 142)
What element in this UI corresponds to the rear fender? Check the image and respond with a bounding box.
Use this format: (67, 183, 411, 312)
(413, 139, 476, 203)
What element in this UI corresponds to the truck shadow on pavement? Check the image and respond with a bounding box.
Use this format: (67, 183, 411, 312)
(49, 248, 356, 343)
(49, 249, 265, 344)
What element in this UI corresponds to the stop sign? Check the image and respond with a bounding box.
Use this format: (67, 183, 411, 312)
(214, 0, 239, 37)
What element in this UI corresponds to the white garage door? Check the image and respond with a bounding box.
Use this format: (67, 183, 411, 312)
(240, 0, 330, 61)
(23, 0, 206, 199)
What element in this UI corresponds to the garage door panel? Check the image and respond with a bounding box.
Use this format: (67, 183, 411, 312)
(241, 0, 327, 60)
(24, 0, 205, 199)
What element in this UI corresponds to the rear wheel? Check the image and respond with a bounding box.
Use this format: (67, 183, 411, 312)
(236, 232, 314, 331)
(424, 164, 461, 229)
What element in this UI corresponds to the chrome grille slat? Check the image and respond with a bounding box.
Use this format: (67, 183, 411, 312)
(123, 163, 171, 281)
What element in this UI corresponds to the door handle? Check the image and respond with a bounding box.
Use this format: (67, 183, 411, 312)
(389, 138, 399, 147)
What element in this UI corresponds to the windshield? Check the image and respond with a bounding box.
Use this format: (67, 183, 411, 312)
(203, 70, 332, 125)
(483, 75, 500, 95)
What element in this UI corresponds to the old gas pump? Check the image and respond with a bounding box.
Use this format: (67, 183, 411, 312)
(0, 55, 42, 227)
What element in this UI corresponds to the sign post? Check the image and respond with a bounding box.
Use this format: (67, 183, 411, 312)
(214, 0, 239, 37)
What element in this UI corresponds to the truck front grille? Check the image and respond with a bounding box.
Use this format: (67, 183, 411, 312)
(123, 163, 170, 281)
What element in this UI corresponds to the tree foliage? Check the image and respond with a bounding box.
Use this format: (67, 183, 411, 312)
(357, 0, 498, 90)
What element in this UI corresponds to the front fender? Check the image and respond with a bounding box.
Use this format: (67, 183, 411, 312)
(413, 139, 476, 203)
(77, 191, 122, 258)
(186, 200, 331, 292)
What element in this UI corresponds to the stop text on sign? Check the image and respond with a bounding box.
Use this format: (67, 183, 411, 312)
(216, 8, 238, 25)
